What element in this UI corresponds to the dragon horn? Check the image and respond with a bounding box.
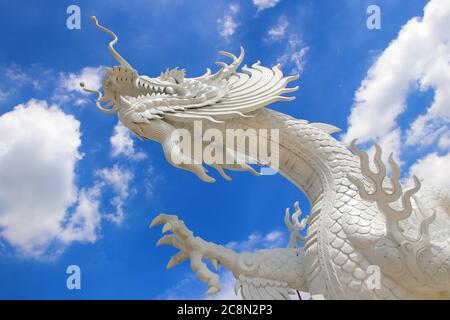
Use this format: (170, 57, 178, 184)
(90, 16, 132, 68)
(211, 46, 245, 81)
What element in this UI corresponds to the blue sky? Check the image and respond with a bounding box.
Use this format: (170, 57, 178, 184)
(0, 0, 449, 299)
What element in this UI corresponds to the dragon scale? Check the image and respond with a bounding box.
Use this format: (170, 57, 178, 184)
(183, 108, 450, 299)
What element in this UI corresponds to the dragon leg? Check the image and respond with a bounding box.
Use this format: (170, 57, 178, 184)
(151, 213, 308, 299)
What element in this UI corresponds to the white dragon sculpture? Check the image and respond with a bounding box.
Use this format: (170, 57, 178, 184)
(82, 17, 450, 300)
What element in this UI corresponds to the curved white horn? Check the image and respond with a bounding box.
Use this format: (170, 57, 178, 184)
(90, 16, 131, 68)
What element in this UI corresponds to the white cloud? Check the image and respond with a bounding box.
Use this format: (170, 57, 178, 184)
(253, 0, 280, 12)
(266, 16, 309, 76)
(409, 152, 450, 189)
(53, 66, 103, 106)
(0, 99, 83, 257)
(366, 128, 403, 167)
(229, 3, 239, 13)
(2, 64, 43, 89)
(60, 184, 102, 244)
(97, 165, 133, 200)
(110, 122, 146, 160)
(0, 89, 9, 103)
(438, 134, 450, 149)
(342, 0, 450, 164)
(218, 4, 240, 40)
(226, 230, 285, 252)
(289, 46, 309, 75)
(96, 165, 134, 224)
(267, 15, 289, 41)
(276, 34, 309, 75)
(61, 66, 103, 93)
(0, 99, 135, 257)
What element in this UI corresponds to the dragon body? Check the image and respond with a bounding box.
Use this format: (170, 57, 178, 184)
(84, 17, 450, 299)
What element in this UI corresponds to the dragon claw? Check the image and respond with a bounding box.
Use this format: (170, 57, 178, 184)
(156, 234, 176, 246)
(162, 222, 172, 233)
(210, 258, 219, 270)
(166, 252, 188, 269)
(205, 286, 220, 296)
(150, 213, 178, 227)
(151, 213, 223, 296)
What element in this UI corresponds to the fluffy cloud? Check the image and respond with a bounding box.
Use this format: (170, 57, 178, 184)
(2, 64, 43, 89)
(342, 0, 450, 165)
(226, 230, 285, 252)
(0, 99, 83, 256)
(53, 66, 103, 106)
(217, 4, 240, 40)
(283, 44, 309, 76)
(253, 0, 280, 12)
(409, 152, 450, 189)
(60, 184, 102, 244)
(366, 128, 403, 166)
(268, 16, 309, 76)
(60, 66, 103, 93)
(0, 64, 53, 104)
(0, 99, 134, 257)
(267, 15, 289, 41)
(0, 89, 9, 103)
(110, 122, 146, 160)
(96, 165, 134, 224)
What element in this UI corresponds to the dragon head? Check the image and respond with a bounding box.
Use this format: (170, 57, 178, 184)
(81, 16, 299, 182)
(80, 16, 250, 121)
